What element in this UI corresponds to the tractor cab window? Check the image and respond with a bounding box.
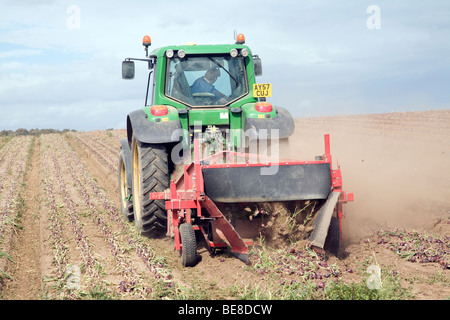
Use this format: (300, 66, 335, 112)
(165, 55, 248, 107)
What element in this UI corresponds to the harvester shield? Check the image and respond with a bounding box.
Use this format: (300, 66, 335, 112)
(308, 191, 341, 249)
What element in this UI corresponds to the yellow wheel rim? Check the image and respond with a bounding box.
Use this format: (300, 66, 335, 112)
(132, 141, 142, 222)
(119, 159, 127, 209)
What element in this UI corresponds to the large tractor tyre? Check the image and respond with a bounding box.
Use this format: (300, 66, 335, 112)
(324, 216, 341, 256)
(131, 136, 169, 237)
(118, 148, 134, 222)
(179, 223, 197, 267)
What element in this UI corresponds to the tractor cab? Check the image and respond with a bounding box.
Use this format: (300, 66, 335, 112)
(122, 34, 263, 110)
(121, 34, 285, 153)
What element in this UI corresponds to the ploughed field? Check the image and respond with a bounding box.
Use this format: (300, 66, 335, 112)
(0, 109, 449, 300)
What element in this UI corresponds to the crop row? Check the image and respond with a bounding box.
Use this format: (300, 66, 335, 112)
(67, 132, 118, 173)
(0, 136, 33, 281)
(0, 136, 31, 201)
(84, 130, 122, 156)
(41, 133, 175, 298)
(40, 139, 71, 283)
(49, 141, 100, 280)
(251, 246, 350, 294)
(42, 134, 146, 297)
(374, 228, 449, 269)
(60, 135, 170, 278)
(41, 133, 115, 298)
(0, 139, 19, 206)
(0, 137, 32, 249)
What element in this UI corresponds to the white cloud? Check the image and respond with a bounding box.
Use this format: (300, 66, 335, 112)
(0, 48, 42, 59)
(0, 61, 23, 71)
(0, 0, 449, 131)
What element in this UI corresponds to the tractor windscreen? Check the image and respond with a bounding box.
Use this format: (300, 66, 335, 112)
(165, 55, 248, 107)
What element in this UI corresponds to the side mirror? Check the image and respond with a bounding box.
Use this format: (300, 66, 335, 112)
(253, 55, 263, 77)
(122, 60, 135, 79)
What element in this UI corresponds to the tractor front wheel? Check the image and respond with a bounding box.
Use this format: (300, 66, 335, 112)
(131, 136, 169, 237)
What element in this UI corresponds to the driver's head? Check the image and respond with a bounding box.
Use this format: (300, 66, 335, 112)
(205, 68, 220, 83)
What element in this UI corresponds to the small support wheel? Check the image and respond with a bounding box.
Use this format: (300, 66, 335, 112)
(179, 223, 197, 267)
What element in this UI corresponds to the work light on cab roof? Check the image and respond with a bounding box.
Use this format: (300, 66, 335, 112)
(165, 49, 174, 58)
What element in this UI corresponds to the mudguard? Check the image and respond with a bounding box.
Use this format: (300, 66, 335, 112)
(127, 109, 183, 145)
(244, 106, 295, 140)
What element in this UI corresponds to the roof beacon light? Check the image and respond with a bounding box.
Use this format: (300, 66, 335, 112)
(143, 35, 151, 57)
(236, 33, 245, 44)
(142, 35, 152, 47)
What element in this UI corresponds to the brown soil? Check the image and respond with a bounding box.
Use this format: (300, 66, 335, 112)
(1, 110, 449, 300)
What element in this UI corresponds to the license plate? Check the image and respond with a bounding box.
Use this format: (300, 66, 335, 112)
(253, 83, 272, 98)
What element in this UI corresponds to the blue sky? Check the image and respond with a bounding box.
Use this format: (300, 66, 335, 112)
(0, 0, 449, 131)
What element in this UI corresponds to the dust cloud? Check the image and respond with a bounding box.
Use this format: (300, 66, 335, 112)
(287, 111, 450, 243)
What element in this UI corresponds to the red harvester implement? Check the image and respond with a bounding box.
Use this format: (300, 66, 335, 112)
(150, 134, 353, 266)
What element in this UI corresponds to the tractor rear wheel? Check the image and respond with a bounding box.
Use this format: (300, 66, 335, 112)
(118, 147, 134, 222)
(131, 136, 169, 237)
(179, 223, 197, 267)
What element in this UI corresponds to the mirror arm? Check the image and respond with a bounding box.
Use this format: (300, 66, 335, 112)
(125, 57, 154, 69)
(125, 57, 153, 62)
(145, 70, 153, 106)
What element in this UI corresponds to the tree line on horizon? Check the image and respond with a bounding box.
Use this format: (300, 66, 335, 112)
(0, 128, 78, 136)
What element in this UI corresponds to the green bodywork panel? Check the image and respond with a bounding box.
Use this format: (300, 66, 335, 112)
(241, 103, 276, 119)
(189, 108, 230, 126)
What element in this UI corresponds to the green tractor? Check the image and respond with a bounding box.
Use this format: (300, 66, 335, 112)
(118, 34, 295, 238)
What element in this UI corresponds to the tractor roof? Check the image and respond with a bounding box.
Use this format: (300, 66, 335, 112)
(148, 43, 252, 58)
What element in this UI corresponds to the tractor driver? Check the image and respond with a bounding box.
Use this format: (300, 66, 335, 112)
(190, 68, 228, 104)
